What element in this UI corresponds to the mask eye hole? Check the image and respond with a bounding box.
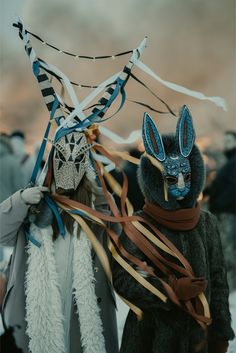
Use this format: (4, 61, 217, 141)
(184, 173, 191, 182)
(75, 153, 85, 163)
(165, 176, 178, 185)
(57, 150, 66, 161)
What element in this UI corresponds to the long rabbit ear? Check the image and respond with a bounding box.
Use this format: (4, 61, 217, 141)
(176, 105, 196, 157)
(142, 112, 166, 161)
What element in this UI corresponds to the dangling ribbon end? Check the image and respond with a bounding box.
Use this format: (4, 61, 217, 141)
(12, 16, 22, 27)
(131, 37, 148, 64)
(143, 36, 148, 52)
(215, 97, 227, 112)
(137, 37, 148, 57)
(60, 230, 65, 238)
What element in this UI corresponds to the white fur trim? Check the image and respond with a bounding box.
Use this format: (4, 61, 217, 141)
(25, 224, 65, 353)
(25, 223, 106, 353)
(72, 223, 107, 353)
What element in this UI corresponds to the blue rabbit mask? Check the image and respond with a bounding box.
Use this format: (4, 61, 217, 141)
(138, 105, 205, 210)
(162, 154, 191, 200)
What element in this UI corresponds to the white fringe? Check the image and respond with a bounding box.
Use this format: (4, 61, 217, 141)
(72, 223, 107, 353)
(25, 224, 65, 353)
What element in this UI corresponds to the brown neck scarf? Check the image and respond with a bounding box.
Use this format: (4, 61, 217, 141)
(143, 202, 201, 231)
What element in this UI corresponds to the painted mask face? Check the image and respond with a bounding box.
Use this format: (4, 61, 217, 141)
(142, 105, 195, 202)
(163, 154, 191, 200)
(53, 132, 91, 191)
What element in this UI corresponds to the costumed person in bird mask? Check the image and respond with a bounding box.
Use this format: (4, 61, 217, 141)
(0, 127, 120, 353)
(0, 18, 151, 353)
(112, 106, 234, 353)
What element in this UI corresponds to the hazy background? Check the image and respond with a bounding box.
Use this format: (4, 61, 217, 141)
(0, 0, 235, 150)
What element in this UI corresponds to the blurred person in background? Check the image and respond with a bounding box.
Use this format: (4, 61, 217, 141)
(206, 131, 236, 292)
(0, 132, 24, 263)
(0, 133, 25, 204)
(0, 132, 25, 343)
(10, 130, 37, 186)
(108, 146, 144, 212)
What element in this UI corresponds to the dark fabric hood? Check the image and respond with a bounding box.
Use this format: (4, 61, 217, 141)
(137, 134, 205, 210)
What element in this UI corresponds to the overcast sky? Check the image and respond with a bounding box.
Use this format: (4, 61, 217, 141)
(0, 0, 235, 149)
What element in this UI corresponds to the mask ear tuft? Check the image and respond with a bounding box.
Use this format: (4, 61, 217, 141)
(176, 105, 196, 157)
(142, 112, 166, 161)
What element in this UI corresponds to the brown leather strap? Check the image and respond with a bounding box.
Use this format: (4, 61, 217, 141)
(126, 223, 193, 278)
(94, 158, 121, 218)
(93, 144, 211, 326)
(107, 227, 156, 278)
(110, 162, 172, 276)
(124, 222, 172, 276)
(185, 300, 211, 325)
(53, 193, 192, 278)
(136, 217, 194, 275)
(54, 195, 210, 326)
(94, 144, 195, 275)
(94, 145, 192, 277)
(53, 194, 193, 277)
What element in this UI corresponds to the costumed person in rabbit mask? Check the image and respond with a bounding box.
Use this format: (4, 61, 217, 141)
(0, 128, 119, 353)
(112, 106, 234, 353)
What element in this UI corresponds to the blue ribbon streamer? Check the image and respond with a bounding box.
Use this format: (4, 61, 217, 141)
(25, 228, 42, 248)
(54, 78, 126, 142)
(93, 84, 126, 123)
(69, 209, 95, 222)
(44, 194, 65, 237)
(33, 60, 40, 77)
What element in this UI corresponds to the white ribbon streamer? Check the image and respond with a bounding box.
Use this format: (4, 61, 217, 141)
(80, 72, 121, 110)
(100, 126, 142, 144)
(51, 70, 121, 134)
(40, 61, 84, 113)
(65, 37, 148, 124)
(39, 61, 87, 128)
(135, 60, 227, 111)
(92, 152, 115, 172)
(130, 36, 147, 65)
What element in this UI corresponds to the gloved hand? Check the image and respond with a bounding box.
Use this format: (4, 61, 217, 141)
(208, 340, 229, 353)
(169, 276, 207, 301)
(21, 186, 49, 205)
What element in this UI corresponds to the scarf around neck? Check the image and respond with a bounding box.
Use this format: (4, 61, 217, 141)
(143, 202, 201, 231)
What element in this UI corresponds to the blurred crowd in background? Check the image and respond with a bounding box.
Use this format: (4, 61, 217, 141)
(0, 131, 37, 273)
(0, 128, 235, 294)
